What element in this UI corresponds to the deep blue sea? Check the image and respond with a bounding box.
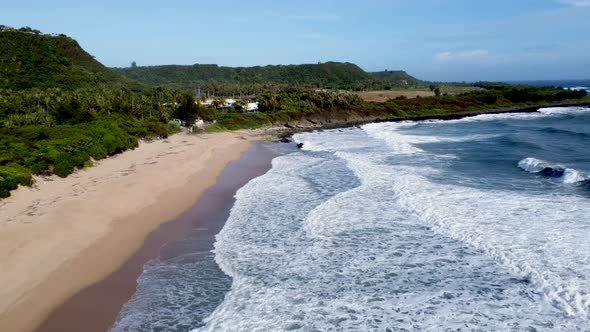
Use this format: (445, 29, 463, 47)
(112, 106, 590, 331)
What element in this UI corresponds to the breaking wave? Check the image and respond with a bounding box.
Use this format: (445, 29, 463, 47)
(184, 105, 590, 331)
(518, 157, 589, 184)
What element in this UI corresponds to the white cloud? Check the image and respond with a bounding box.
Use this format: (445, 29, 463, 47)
(434, 49, 491, 62)
(559, 0, 590, 6)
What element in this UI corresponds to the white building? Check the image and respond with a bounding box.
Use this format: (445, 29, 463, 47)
(224, 98, 237, 108)
(198, 99, 214, 105)
(246, 102, 259, 111)
(194, 119, 205, 128)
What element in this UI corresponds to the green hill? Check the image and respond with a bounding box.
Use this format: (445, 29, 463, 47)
(0, 27, 133, 90)
(0, 26, 422, 92)
(114, 62, 371, 87)
(370, 70, 421, 86)
(113, 62, 423, 92)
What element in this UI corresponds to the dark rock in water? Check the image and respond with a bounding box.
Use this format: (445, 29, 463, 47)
(441, 292, 455, 300)
(540, 167, 565, 177)
(279, 137, 291, 143)
(297, 143, 304, 149)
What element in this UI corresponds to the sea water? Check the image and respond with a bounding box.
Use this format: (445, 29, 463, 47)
(113, 107, 590, 331)
(511, 80, 590, 93)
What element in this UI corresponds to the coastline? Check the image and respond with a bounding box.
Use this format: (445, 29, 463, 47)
(274, 100, 590, 137)
(0, 131, 256, 332)
(0, 99, 588, 332)
(36, 141, 277, 332)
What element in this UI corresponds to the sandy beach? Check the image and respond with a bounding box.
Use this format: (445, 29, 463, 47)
(36, 141, 277, 332)
(0, 131, 255, 332)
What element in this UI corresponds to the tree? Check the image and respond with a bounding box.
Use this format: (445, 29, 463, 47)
(434, 87, 441, 97)
(174, 94, 199, 125)
(18, 26, 41, 34)
(258, 94, 280, 112)
(131, 61, 137, 68)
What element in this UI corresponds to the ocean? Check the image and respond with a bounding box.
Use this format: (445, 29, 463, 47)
(112, 106, 590, 331)
(510, 80, 590, 93)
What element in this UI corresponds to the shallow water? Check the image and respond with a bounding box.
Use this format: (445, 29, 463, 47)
(198, 107, 590, 331)
(109, 142, 277, 332)
(114, 107, 590, 331)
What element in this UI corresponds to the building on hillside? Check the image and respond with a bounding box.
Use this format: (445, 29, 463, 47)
(194, 118, 205, 128)
(246, 102, 259, 112)
(224, 99, 237, 108)
(198, 99, 214, 105)
(201, 98, 257, 111)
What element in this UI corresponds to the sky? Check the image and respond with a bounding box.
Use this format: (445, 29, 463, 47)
(2, 0, 590, 82)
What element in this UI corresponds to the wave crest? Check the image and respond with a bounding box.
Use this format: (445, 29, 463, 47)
(518, 157, 589, 184)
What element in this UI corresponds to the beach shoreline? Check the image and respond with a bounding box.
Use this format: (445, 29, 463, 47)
(0, 131, 258, 332)
(36, 141, 278, 332)
(1, 100, 588, 332)
(272, 100, 590, 138)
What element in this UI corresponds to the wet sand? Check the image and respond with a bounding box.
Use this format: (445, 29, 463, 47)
(0, 132, 257, 332)
(34, 141, 276, 332)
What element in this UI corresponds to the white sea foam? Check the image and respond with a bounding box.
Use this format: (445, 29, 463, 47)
(362, 122, 497, 154)
(566, 87, 590, 92)
(518, 157, 589, 184)
(293, 127, 379, 153)
(192, 108, 590, 331)
(196, 153, 569, 331)
(344, 149, 590, 320)
(363, 122, 428, 153)
(518, 157, 555, 173)
(563, 168, 589, 184)
(423, 106, 590, 124)
(538, 106, 590, 115)
(298, 107, 590, 155)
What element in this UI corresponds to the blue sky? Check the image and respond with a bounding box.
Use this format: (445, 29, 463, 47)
(2, 0, 590, 81)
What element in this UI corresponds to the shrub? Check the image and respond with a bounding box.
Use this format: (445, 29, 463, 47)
(0, 163, 32, 198)
(52, 153, 75, 177)
(88, 144, 108, 160)
(101, 134, 123, 155)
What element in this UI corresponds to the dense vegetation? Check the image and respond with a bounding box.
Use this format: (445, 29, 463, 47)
(0, 85, 197, 197)
(0, 86, 198, 127)
(113, 62, 423, 94)
(370, 70, 422, 86)
(0, 28, 189, 197)
(376, 85, 587, 116)
(1, 26, 587, 198)
(0, 28, 137, 90)
(205, 85, 589, 131)
(0, 118, 165, 197)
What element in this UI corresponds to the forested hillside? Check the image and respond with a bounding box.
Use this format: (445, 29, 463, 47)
(1, 27, 586, 199)
(113, 62, 423, 93)
(0, 27, 185, 198)
(370, 70, 421, 85)
(0, 27, 137, 90)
